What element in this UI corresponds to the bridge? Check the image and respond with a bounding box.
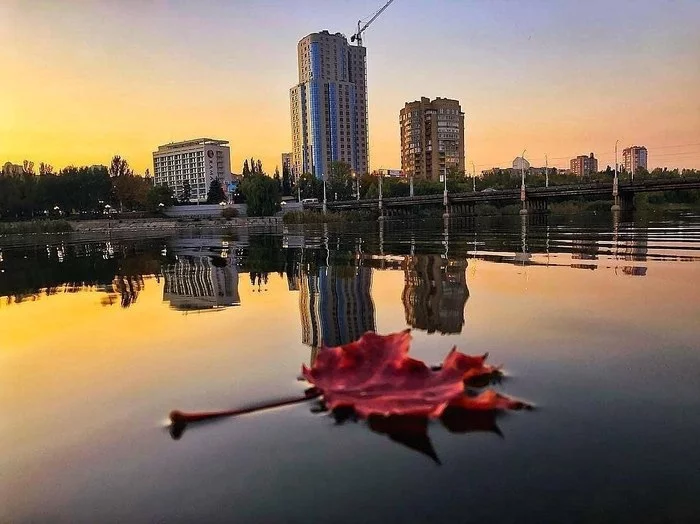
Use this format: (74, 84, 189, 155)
(305, 177, 700, 216)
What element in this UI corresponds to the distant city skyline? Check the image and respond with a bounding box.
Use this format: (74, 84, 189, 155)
(1, 0, 699, 174)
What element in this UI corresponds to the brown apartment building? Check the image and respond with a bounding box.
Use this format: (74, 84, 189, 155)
(400, 97, 465, 181)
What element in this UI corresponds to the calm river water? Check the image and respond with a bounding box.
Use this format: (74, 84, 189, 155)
(2, 212, 700, 523)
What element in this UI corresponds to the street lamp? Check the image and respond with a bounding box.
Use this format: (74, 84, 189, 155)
(104, 204, 112, 231)
(545, 154, 549, 188)
(519, 149, 528, 216)
(353, 171, 360, 201)
(612, 139, 621, 211)
(322, 174, 327, 214)
(471, 161, 476, 192)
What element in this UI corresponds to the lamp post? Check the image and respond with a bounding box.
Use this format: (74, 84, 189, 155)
(545, 154, 549, 188)
(322, 174, 327, 214)
(159, 202, 165, 214)
(353, 171, 360, 201)
(104, 204, 112, 231)
(611, 139, 620, 211)
(377, 170, 384, 220)
(471, 161, 476, 192)
(409, 171, 414, 198)
(519, 149, 528, 215)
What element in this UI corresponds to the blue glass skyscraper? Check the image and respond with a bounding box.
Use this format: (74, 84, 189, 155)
(290, 31, 369, 180)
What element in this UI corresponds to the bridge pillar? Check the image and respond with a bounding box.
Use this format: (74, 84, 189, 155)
(620, 193, 635, 212)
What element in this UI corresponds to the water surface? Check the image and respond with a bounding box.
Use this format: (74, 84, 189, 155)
(2, 212, 700, 523)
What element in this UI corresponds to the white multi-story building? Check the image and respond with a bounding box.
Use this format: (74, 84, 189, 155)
(153, 138, 232, 203)
(290, 30, 369, 179)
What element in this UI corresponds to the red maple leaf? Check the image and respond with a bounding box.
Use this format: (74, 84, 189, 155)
(302, 330, 524, 418)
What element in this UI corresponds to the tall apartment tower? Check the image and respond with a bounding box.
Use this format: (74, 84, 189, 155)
(400, 97, 465, 181)
(290, 31, 369, 179)
(623, 146, 648, 175)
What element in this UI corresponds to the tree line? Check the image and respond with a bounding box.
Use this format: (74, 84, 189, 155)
(0, 156, 173, 220)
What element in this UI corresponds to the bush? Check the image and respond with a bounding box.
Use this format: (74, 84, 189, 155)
(221, 207, 239, 219)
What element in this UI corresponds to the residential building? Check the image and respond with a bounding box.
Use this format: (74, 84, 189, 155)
(400, 97, 465, 181)
(623, 146, 648, 175)
(570, 153, 598, 176)
(281, 152, 293, 178)
(289, 30, 369, 180)
(512, 156, 530, 172)
(153, 138, 232, 203)
(375, 168, 403, 178)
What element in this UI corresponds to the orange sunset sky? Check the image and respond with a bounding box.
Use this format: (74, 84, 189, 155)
(1, 0, 699, 175)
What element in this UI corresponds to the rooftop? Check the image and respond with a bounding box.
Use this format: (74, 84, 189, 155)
(156, 138, 229, 151)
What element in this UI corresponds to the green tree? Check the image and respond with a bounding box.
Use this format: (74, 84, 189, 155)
(242, 160, 251, 177)
(328, 161, 353, 200)
(282, 164, 292, 196)
(206, 178, 226, 204)
(256, 159, 264, 175)
(181, 180, 192, 203)
(147, 184, 174, 212)
(240, 174, 280, 216)
(274, 167, 282, 194)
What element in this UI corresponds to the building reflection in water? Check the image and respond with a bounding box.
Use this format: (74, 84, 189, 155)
(401, 255, 469, 335)
(300, 265, 376, 364)
(162, 254, 240, 311)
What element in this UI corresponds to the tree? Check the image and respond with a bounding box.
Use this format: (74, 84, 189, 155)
(147, 184, 174, 212)
(250, 157, 256, 174)
(206, 178, 226, 204)
(242, 160, 251, 177)
(297, 173, 323, 200)
(240, 174, 281, 216)
(282, 164, 292, 196)
(274, 167, 282, 194)
(328, 161, 353, 200)
(256, 159, 263, 175)
(22, 160, 35, 175)
(108, 155, 131, 178)
(39, 162, 54, 176)
(181, 180, 192, 203)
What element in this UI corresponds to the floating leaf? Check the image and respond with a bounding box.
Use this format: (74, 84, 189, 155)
(302, 330, 516, 418)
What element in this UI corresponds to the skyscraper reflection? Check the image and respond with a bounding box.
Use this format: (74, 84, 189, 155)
(299, 265, 375, 362)
(401, 255, 469, 335)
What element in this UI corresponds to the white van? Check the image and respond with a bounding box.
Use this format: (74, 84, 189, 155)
(301, 198, 319, 204)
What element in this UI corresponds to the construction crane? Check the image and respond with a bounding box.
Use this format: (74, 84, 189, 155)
(351, 0, 395, 47)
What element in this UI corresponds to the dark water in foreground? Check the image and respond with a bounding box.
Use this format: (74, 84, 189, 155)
(2, 212, 700, 523)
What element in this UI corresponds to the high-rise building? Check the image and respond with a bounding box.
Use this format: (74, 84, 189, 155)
(400, 97, 465, 181)
(401, 255, 469, 335)
(289, 31, 369, 179)
(623, 146, 648, 175)
(153, 138, 232, 203)
(570, 153, 598, 176)
(281, 152, 293, 178)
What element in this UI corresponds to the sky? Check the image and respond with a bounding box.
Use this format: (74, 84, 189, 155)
(1, 0, 699, 174)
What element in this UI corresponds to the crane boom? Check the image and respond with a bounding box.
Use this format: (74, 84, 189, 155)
(351, 0, 395, 46)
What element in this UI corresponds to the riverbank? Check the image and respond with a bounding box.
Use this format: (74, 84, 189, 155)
(0, 216, 282, 237)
